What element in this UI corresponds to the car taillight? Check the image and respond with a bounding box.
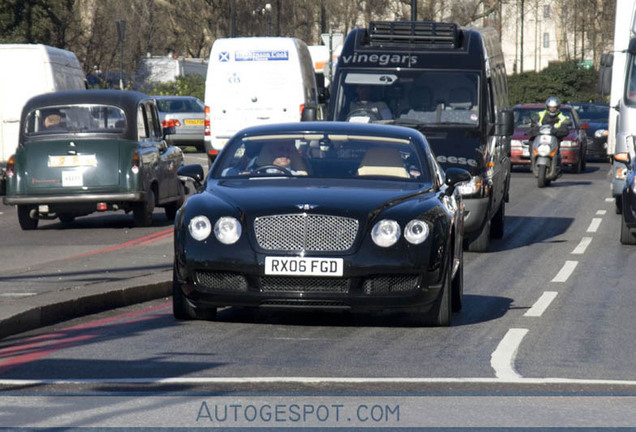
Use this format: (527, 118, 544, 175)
(299, 104, 306, 120)
(204, 105, 211, 136)
(6, 155, 14, 178)
(131, 151, 140, 174)
(162, 119, 181, 128)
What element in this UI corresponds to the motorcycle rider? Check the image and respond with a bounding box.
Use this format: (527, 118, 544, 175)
(529, 96, 570, 173)
(531, 96, 570, 140)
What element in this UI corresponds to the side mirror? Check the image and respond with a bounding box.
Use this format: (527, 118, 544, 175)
(301, 106, 317, 121)
(178, 164, 205, 192)
(599, 53, 614, 97)
(318, 87, 330, 103)
(163, 126, 176, 139)
(445, 167, 471, 194)
(495, 110, 514, 136)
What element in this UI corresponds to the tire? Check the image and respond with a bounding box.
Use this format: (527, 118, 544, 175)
(616, 195, 623, 215)
(572, 154, 583, 174)
(466, 219, 490, 252)
(451, 246, 463, 313)
(17, 206, 38, 230)
(164, 182, 185, 221)
(537, 164, 547, 188)
(620, 215, 636, 245)
(172, 266, 218, 320)
(411, 256, 452, 327)
(133, 188, 155, 227)
(490, 200, 505, 239)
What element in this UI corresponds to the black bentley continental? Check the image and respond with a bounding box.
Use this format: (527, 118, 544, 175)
(3, 90, 185, 229)
(173, 122, 470, 326)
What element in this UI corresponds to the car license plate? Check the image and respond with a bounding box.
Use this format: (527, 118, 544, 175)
(62, 170, 83, 187)
(265, 257, 343, 277)
(49, 154, 97, 167)
(184, 119, 204, 126)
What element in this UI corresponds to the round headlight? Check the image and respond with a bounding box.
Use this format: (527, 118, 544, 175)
(188, 215, 212, 241)
(405, 219, 430, 244)
(371, 219, 400, 247)
(537, 143, 552, 156)
(214, 216, 242, 245)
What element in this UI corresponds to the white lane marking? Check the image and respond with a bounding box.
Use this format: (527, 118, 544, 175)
(572, 237, 592, 255)
(490, 328, 528, 380)
(0, 293, 37, 298)
(596, 210, 607, 215)
(605, 198, 614, 202)
(552, 261, 578, 283)
(524, 292, 558, 317)
(587, 218, 602, 233)
(8, 376, 636, 385)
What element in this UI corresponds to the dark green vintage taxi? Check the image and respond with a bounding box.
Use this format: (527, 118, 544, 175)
(3, 90, 185, 229)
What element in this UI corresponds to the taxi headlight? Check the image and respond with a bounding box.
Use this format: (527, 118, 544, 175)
(188, 216, 212, 241)
(404, 220, 430, 245)
(214, 217, 242, 245)
(371, 219, 400, 247)
(537, 143, 552, 156)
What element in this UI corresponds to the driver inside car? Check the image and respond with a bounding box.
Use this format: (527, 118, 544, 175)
(252, 142, 309, 175)
(348, 84, 393, 121)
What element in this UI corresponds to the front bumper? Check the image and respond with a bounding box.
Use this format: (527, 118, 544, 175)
(461, 196, 489, 237)
(560, 147, 580, 166)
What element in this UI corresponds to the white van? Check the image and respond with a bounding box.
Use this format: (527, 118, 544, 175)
(204, 37, 320, 164)
(0, 44, 86, 192)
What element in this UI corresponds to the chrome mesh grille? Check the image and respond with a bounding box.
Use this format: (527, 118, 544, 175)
(260, 276, 350, 293)
(195, 271, 248, 293)
(254, 214, 358, 252)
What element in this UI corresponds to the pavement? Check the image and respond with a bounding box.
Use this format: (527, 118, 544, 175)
(0, 265, 172, 340)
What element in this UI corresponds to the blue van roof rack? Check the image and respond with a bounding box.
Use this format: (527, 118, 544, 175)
(368, 21, 461, 49)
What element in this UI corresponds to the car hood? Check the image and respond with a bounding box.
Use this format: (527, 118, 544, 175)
(197, 178, 433, 221)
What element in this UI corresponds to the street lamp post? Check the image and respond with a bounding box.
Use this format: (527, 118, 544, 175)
(116, 20, 126, 89)
(265, 3, 272, 36)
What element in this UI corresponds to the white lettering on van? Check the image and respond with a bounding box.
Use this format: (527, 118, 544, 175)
(339, 54, 417, 66)
(436, 155, 478, 167)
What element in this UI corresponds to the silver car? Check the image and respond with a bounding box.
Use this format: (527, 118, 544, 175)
(153, 95, 205, 151)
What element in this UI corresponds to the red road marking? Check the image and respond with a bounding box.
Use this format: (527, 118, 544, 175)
(0, 302, 171, 374)
(69, 227, 174, 259)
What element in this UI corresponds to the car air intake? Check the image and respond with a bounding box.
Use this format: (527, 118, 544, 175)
(368, 21, 461, 49)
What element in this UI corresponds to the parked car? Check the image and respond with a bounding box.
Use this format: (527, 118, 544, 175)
(153, 95, 205, 152)
(571, 102, 610, 161)
(620, 162, 636, 244)
(173, 121, 470, 326)
(3, 90, 185, 229)
(511, 103, 588, 173)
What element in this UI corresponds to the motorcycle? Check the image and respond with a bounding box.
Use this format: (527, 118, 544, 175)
(531, 124, 562, 188)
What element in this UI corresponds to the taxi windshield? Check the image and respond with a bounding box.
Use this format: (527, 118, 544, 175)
(24, 104, 127, 136)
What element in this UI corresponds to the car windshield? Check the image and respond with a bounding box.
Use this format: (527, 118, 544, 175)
(214, 133, 431, 183)
(513, 107, 574, 129)
(571, 104, 608, 123)
(333, 71, 480, 127)
(24, 104, 126, 136)
(155, 98, 204, 113)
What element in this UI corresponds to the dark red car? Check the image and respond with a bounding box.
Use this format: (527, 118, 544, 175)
(511, 103, 588, 173)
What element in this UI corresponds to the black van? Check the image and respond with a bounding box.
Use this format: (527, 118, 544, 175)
(328, 21, 514, 252)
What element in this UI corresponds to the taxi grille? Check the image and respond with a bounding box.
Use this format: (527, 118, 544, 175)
(254, 214, 358, 252)
(260, 276, 350, 294)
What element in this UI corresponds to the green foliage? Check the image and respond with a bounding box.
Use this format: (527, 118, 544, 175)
(508, 61, 601, 105)
(147, 75, 205, 100)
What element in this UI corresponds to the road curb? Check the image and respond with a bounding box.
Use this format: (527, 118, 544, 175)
(0, 271, 171, 340)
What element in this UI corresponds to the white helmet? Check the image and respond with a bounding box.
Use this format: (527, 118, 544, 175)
(545, 96, 561, 116)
